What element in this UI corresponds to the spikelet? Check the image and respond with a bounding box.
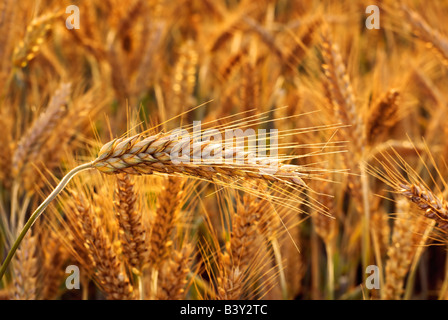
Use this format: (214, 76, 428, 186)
(383, 199, 433, 299)
(216, 254, 244, 300)
(365, 89, 401, 145)
(156, 244, 193, 300)
(398, 183, 448, 230)
(229, 194, 265, 270)
(218, 49, 247, 83)
(370, 150, 448, 230)
(12, 12, 61, 68)
(321, 28, 364, 157)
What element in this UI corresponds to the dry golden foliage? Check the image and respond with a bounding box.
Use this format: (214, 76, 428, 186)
(4, 0, 448, 302)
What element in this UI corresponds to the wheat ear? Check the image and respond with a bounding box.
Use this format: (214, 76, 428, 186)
(217, 192, 267, 300)
(401, 5, 448, 64)
(72, 191, 135, 300)
(383, 199, 415, 300)
(114, 173, 148, 272)
(12, 231, 39, 300)
(12, 12, 62, 68)
(149, 177, 185, 268)
(12, 82, 72, 180)
(92, 131, 308, 186)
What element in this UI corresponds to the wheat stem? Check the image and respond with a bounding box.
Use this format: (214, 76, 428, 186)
(0, 162, 93, 281)
(438, 253, 448, 300)
(271, 237, 288, 300)
(137, 273, 144, 300)
(150, 268, 159, 300)
(325, 242, 335, 300)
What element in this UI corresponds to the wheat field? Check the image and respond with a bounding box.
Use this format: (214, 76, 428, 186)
(1, 0, 448, 301)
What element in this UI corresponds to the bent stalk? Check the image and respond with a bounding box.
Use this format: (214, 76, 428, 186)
(0, 162, 93, 280)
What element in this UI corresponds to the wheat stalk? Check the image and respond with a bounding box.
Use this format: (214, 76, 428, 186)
(370, 149, 448, 230)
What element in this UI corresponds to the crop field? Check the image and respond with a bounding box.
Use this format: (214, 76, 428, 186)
(1, 0, 448, 301)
